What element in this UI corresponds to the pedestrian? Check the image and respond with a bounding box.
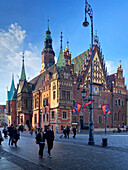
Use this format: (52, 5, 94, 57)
(34, 127, 37, 135)
(12, 127, 20, 147)
(63, 126, 67, 138)
(3, 127, 8, 138)
(0, 130, 4, 146)
(30, 127, 34, 135)
(66, 125, 70, 139)
(36, 128, 45, 159)
(19, 124, 24, 132)
(8, 124, 14, 145)
(72, 127, 76, 138)
(46, 124, 54, 158)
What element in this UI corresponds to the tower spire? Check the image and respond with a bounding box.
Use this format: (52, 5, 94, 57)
(57, 32, 66, 67)
(66, 39, 69, 52)
(47, 17, 49, 31)
(20, 52, 26, 81)
(44, 19, 53, 50)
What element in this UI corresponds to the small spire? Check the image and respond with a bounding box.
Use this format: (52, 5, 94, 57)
(60, 32, 63, 49)
(22, 52, 24, 62)
(66, 39, 69, 51)
(57, 32, 66, 68)
(47, 17, 49, 31)
(119, 60, 121, 68)
(20, 52, 26, 81)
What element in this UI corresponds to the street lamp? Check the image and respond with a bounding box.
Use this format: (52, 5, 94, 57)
(83, 0, 94, 145)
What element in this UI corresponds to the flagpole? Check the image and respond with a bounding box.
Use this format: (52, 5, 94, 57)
(105, 115, 107, 134)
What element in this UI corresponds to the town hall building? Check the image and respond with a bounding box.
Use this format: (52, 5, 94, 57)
(6, 21, 128, 132)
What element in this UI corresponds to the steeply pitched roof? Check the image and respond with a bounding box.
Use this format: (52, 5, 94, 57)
(30, 64, 56, 91)
(7, 75, 17, 101)
(72, 51, 88, 74)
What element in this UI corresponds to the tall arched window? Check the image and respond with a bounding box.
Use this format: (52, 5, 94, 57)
(104, 100, 108, 104)
(118, 99, 121, 106)
(118, 112, 120, 121)
(115, 99, 117, 106)
(114, 113, 117, 121)
(122, 115, 124, 121)
(98, 99, 102, 109)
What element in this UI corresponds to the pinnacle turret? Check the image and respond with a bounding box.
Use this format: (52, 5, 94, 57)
(20, 53, 26, 81)
(57, 32, 66, 68)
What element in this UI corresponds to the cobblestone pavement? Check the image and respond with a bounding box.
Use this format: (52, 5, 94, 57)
(0, 130, 128, 170)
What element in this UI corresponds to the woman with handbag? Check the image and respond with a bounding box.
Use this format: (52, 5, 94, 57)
(36, 128, 45, 159)
(0, 130, 4, 146)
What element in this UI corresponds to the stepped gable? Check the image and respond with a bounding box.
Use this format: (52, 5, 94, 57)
(72, 44, 110, 91)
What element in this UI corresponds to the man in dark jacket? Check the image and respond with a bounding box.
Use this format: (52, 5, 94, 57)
(36, 128, 45, 159)
(8, 124, 14, 145)
(73, 127, 76, 138)
(12, 127, 20, 147)
(66, 126, 70, 139)
(46, 124, 54, 158)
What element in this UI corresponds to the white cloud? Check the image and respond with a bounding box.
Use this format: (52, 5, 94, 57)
(0, 23, 41, 104)
(106, 61, 116, 75)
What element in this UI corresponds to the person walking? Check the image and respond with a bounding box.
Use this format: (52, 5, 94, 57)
(30, 127, 33, 135)
(12, 127, 20, 147)
(8, 124, 14, 145)
(72, 127, 76, 138)
(36, 128, 45, 159)
(66, 125, 70, 139)
(46, 124, 54, 158)
(63, 126, 67, 138)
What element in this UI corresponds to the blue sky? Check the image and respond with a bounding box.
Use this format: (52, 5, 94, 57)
(0, 0, 128, 104)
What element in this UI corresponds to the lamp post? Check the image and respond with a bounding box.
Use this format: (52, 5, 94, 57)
(83, 0, 94, 145)
(81, 89, 87, 130)
(38, 90, 41, 128)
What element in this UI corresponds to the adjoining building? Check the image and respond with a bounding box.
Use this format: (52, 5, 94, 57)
(0, 105, 7, 126)
(6, 22, 128, 132)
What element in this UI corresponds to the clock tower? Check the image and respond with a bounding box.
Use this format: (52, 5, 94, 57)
(40, 20, 55, 73)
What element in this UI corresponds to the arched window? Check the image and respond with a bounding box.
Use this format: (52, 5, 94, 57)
(122, 100, 124, 106)
(118, 99, 121, 106)
(98, 99, 102, 109)
(114, 113, 117, 121)
(118, 112, 120, 121)
(122, 115, 124, 121)
(115, 99, 117, 106)
(99, 116, 102, 123)
(104, 100, 108, 104)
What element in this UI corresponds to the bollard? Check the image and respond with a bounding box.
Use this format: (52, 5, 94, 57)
(102, 138, 108, 147)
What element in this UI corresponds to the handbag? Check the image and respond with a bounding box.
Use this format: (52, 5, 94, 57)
(36, 140, 39, 144)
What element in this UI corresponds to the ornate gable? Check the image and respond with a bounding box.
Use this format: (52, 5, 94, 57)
(83, 45, 110, 92)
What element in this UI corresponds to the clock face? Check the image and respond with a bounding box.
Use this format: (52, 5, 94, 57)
(93, 86, 99, 94)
